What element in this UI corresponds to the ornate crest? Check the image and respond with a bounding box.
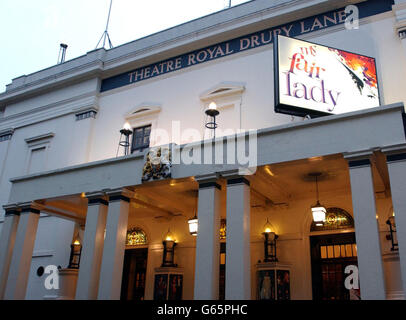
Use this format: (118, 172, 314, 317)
(142, 147, 171, 182)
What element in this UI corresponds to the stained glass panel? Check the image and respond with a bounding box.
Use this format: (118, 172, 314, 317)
(311, 207, 354, 232)
(126, 228, 148, 245)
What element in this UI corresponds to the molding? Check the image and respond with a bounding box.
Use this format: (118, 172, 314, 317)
(0, 128, 14, 136)
(343, 149, 375, 166)
(106, 187, 133, 202)
(220, 168, 254, 181)
(124, 104, 161, 121)
(381, 143, 406, 156)
(24, 132, 55, 145)
(32, 249, 55, 258)
(195, 172, 220, 183)
(199, 82, 245, 102)
(0, 93, 98, 131)
(73, 105, 99, 116)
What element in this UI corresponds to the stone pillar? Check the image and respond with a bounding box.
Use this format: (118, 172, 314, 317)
(345, 153, 386, 300)
(58, 269, 79, 300)
(97, 189, 131, 300)
(383, 146, 406, 297)
(194, 174, 221, 300)
(75, 193, 108, 300)
(223, 172, 251, 300)
(4, 203, 40, 300)
(0, 206, 20, 299)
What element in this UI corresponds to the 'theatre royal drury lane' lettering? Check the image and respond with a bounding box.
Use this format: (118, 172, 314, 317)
(100, 0, 394, 92)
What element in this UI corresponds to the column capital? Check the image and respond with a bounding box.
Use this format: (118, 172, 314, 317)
(17, 202, 41, 214)
(85, 191, 109, 206)
(343, 150, 375, 168)
(2, 204, 20, 217)
(219, 169, 251, 186)
(105, 188, 133, 203)
(195, 173, 221, 190)
(381, 143, 406, 163)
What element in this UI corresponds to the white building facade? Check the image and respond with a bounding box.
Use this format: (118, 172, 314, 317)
(1, 0, 406, 300)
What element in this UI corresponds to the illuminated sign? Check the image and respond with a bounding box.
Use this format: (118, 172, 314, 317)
(274, 35, 380, 117)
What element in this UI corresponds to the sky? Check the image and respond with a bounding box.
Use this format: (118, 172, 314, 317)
(0, 0, 251, 92)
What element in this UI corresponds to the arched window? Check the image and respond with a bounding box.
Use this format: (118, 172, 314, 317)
(310, 207, 354, 232)
(126, 227, 148, 245)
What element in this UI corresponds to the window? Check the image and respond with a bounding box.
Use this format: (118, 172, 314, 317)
(126, 227, 148, 246)
(310, 207, 354, 232)
(131, 125, 151, 152)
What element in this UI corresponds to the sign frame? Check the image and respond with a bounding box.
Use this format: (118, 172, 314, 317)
(273, 35, 381, 118)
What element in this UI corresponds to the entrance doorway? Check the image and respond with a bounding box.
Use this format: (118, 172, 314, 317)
(219, 242, 226, 300)
(120, 248, 148, 300)
(310, 233, 358, 300)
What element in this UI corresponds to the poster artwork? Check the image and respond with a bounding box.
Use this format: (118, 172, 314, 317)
(276, 35, 380, 117)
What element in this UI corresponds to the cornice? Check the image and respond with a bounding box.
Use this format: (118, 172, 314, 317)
(0, 92, 98, 131)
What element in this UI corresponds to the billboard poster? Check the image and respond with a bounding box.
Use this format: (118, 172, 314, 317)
(274, 35, 380, 117)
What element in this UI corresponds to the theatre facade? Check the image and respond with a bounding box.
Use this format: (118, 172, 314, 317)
(1, 0, 406, 300)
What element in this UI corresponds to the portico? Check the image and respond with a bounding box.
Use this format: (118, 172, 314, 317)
(1, 103, 406, 300)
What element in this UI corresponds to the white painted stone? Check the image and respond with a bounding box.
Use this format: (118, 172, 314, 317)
(194, 181, 221, 300)
(225, 179, 251, 300)
(0, 213, 19, 299)
(97, 197, 129, 300)
(4, 210, 39, 299)
(75, 200, 108, 300)
(347, 161, 386, 300)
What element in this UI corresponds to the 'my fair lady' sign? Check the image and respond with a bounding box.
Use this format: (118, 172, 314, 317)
(274, 35, 380, 117)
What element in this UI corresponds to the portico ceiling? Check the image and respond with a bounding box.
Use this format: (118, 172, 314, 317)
(38, 152, 388, 223)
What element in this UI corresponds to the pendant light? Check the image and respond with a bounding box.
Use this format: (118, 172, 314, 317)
(310, 173, 326, 226)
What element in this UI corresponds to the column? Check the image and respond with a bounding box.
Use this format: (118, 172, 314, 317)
(383, 147, 406, 296)
(75, 193, 108, 300)
(345, 153, 386, 300)
(97, 189, 131, 300)
(223, 171, 251, 300)
(4, 203, 40, 300)
(194, 174, 221, 300)
(0, 206, 20, 299)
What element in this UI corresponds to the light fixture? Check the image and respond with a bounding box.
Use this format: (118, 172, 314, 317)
(310, 173, 326, 226)
(188, 190, 199, 236)
(205, 102, 220, 139)
(68, 235, 82, 269)
(262, 218, 278, 262)
(386, 210, 398, 251)
(117, 122, 133, 156)
(188, 215, 198, 236)
(219, 219, 227, 241)
(162, 229, 177, 267)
